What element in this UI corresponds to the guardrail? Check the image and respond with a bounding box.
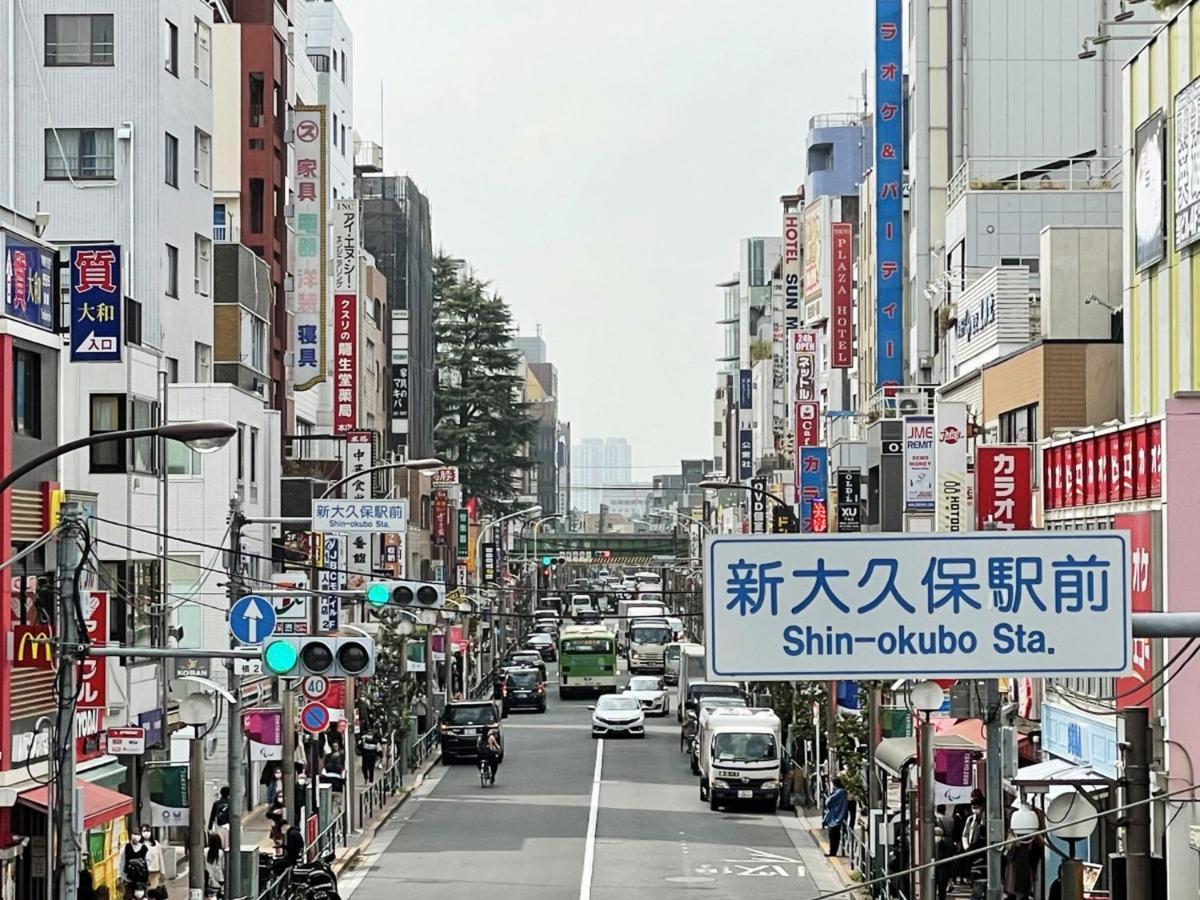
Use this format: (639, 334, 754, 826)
(254, 816, 348, 900)
(357, 757, 404, 825)
(407, 724, 439, 770)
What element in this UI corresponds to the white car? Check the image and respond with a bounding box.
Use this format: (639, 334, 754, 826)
(590, 694, 645, 739)
(624, 675, 669, 716)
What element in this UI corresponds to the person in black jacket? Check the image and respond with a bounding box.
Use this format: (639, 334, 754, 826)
(284, 821, 305, 867)
(208, 785, 231, 831)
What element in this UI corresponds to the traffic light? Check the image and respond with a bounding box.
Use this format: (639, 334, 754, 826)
(540, 556, 552, 566)
(365, 579, 446, 610)
(261, 636, 376, 677)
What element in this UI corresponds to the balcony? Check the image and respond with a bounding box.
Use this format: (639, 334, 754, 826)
(948, 156, 1121, 208)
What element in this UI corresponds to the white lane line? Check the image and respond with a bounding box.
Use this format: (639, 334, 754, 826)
(579, 738, 604, 900)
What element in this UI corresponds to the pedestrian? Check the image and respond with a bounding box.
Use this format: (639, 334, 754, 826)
(961, 794, 987, 885)
(822, 776, 849, 857)
(141, 824, 164, 889)
(284, 819, 305, 868)
(359, 726, 381, 784)
(208, 785, 232, 850)
(204, 832, 224, 899)
(118, 829, 150, 899)
(935, 817, 956, 900)
(1003, 828, 1043, 900)
(267, 791, 286, 841)
(261, 761, 282, 804)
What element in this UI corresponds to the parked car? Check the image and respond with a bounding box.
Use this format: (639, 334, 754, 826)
(589, 694, 645, 739)
(525, 633, 557, 662)
(502, 667, 547, 715)
(623, 675, 669, 716)
(439, 700, 503, 763)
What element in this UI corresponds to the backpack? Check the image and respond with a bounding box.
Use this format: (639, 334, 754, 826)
(215, 798, 230, 827)
(125, 851, 149, 885)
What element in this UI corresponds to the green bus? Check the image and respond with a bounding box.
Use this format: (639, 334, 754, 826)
(557, 626, 618, 699)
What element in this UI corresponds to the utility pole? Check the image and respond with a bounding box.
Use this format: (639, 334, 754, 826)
(55, 502, 83, 900)
(188, 732, 205, 896)
(225, 497, 245, 895)
(985, 679, 1003, 900)
(1123, 706, 1152, 899)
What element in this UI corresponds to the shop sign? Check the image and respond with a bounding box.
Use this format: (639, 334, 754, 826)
(803, 201, 823, 300)
(874, 0, 904, 390)
(975, 445, 1032, 530)
(903, 416, 934, 510)
(431, 490, 449, 544)
(799, 448, 828, 534)
(482, 542, 498, 584)
(106, 727, 146, 755)
(955, 292, 996, 342)
(934, 402, 968, 532)
(332, 292, 357, 433)
(830, 223, 853, 367)
(1114, 513, 1154, 709)
(292, 105, 327, 391)
(317, 534, 343, 632)
(1044, 421, 1164, 511)
(783, 209, 801, 331)
(1175, 76, 1200, 250)
(345, 430, 373, 502)
(738, 429, 754, 481)
(78, 590, 107, 709)
(12, 624, 53, 669)
(3, 235, 55, 330)
(836, 469, 862, 533)
(432, 466, 461, 487)
(750, 477, 768, 534)
(456, 509, 470, 561)
(69, 244, 122, 362)
(705, 531, 1130, 679)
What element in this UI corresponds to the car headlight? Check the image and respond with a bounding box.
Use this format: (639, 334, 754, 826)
(762, 781, 780, 790)
(630, 650, 640, 658)
(712, 779, 730, 789)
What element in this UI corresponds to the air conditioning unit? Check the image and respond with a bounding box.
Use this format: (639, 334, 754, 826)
(918, 355, 934, 369)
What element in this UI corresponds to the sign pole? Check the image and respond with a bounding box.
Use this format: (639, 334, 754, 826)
(55, 503, 83, 900)
(225, 497, 245, 896)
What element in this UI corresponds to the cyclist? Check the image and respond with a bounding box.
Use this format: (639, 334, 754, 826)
(476, 727, 502, 782)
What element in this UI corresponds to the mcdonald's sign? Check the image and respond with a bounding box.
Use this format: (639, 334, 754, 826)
(12, 625, 53, 669)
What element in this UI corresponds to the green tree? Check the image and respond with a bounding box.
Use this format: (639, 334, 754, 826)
(433, 252, 534, 510)
(361, 608, 418, 744)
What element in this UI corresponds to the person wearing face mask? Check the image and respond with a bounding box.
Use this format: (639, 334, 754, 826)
(261, 761, 282, 804)
(140, 824, 164, 889)
(119, 828, 150, 898)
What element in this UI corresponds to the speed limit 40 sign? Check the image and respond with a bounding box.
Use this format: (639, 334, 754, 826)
(301, 675, 329, 701)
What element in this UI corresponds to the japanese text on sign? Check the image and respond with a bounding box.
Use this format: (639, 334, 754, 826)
(69, 245, 122, 362)
(292, 106, 327, 391)
(312, 501, 409, 533)
(705, 533, 1130, 679)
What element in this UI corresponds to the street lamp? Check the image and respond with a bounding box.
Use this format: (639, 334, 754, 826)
(318, 457, 446, 499)
(698, 480, 796, 531)
(650, 509, 712, 534)
(0, 419, 237, 495)
(528, 514, 563, 614)
(911, 680, 946, 900)
(475, 505, 541, 665)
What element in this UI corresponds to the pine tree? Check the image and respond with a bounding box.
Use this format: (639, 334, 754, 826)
(361, 608, 418, 744)
(433, 252, 534, 510)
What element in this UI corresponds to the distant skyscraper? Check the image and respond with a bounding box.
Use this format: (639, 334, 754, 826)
(572, 437, 633, 513)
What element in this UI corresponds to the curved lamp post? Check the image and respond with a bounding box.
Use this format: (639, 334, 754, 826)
(475, 505, 541, 666)
(697, 479, 797, 532)
(318, 457, 445, 500)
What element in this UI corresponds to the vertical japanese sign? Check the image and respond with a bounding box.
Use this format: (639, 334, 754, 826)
(836, 469, 862, 533)
(975, 445, 1032, 530)
(69, 245, 122, 362)
(782, 207, 801, 332)
(317, 534, 344, 632)
(738, 430, 754, 481)
(482, 542, 498, 585)
(799, 447, 829, 534)
(431, 490, 449, 544)
(739, 369, 753, 410)
(292, 105, 327, 391)
(4, 236, 55, 330)
(830, 222, 853, 368)
(935, 402, 968, 532)
(1114, 512, 1153, 709)
(345, 431, 373, 502)
(332, 199, 359, 433)
(456, 508, 470, 561)
(750, 477, 768, 534)
(78, 590, 108, 709)
(803, 202, 823, 301)
(904, 416, 935, 511)
(874, 0, 903, 390)
(793, 329, 821, 486)
(391, 311, 410, 436)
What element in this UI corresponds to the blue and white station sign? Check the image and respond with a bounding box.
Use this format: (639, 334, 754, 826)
(705, 532, 1129, 680)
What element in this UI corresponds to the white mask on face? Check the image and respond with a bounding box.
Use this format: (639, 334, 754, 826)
(131, 836, 142, 846)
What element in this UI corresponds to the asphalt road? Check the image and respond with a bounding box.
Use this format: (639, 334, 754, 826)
(342, 666, 843, 899)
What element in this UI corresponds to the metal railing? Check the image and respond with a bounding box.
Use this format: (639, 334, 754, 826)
(948, 155, 1121, 206)
(254, 813, 346, 900)
(357, 757, 405, 825)
(407, 724, 439, 770)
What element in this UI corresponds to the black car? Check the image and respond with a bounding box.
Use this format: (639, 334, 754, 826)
(439, 700, 503, 763)
(502, 667, 547, 714)
(524, 634, 557, 661)
(503, 651, 548, 680)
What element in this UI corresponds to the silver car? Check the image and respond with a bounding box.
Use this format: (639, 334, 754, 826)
(590, 694, 645, 739)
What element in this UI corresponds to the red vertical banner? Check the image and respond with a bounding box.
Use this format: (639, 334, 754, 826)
(1121, 429, 1135, 500)
(1042, 448, 1053, 510)
(796, 401, 820, 447)
(1108, 432, 1121, 499)
(830, 223, 853, 368)
(1134, 425, 1149, 499)
(1072, 442, 1085, 506)
(78, 590, 107, 709)
(431, 490, 449, 545)
(1053, 446, 1065, 509)
(1062, 444, 1075, 507)
(1115, 513, 1153, 708)
(1149, 421, 1163, 497)
(975, 445, 1032, 530)
(1083, 438, 1096, 506)
(1097, 437, 1110, 504)
(333, 293, 357, 433)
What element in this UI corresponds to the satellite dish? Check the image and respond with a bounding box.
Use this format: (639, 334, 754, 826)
(1046, 791, 1098, 841)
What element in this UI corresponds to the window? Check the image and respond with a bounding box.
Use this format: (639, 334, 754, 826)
(341, 50, 347, 84)
(193, 20, 210, 84)
(248, 73, 264, 127)
(164, 20, 178, 75)
(295, 419, 314, 458)
(165, 244, 178, 297)
(194, 129, 211, 187)
(251, 317, 266, 372)
(194, 342, 211, 382)
(308, 53, 329, 72)
(45, 128, 114, 180)
(125, 297, 143, 346)
(167, 441, 200, 476)
(45, 14, 113, 66)
(164, 132, 178, 187)
(998, 404, 1039, 443)
(13, 349, 41, 438)
(236, 424, 246, 484)
(250, 427, 259, 486)
(89, 394, 126, 472)
(131, 397, 158, 474)
(165, 357, 179, 383)
(194, 235, 211, 296)
(341, 124, 346, 157)
(249, 179, 264, 234)
(332, 49, 338, 72)
(213, 204, 228, 242)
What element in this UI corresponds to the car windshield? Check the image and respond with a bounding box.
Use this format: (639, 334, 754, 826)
(700, 698, 747, 711)
(597, 696, 640, 711)
(627, 677, 661, 692)
(444, 705, 497, 726)
(630, 626, 672, 645)
(713, 732, 777, 763)
(527, 635, 550, 644)
(507, 654, 541, 668)
(508, 671, 540, 689)
(691, 684, 741, 701)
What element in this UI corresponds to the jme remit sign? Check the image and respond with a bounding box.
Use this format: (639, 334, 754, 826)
(705, 532, 1129, 680)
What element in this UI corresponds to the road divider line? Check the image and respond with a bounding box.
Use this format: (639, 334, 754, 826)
(579, 737, 604, 900)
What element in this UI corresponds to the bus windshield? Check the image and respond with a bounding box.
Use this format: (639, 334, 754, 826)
(562, 638, 612, 654)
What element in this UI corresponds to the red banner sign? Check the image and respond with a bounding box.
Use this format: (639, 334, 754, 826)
(1115, 513, 1153, 708)
(12, 625, 53, 669)
(830, 223, 853, 368)
(333, 292, 357, 433)
(78, 590, 107, 709)
(431, 490, 449, 544)
(1044, 421, 1163, 511)
(975, 445, 1032, 530)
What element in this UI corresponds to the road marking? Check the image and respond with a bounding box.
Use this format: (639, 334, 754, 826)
(579, 737, 604, 900)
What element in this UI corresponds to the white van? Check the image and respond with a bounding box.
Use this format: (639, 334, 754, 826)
(676, 645, 708, 721)
(627, 619, 673, 674)
(698, 708, 782, 812)
(569, 594, 597, 619)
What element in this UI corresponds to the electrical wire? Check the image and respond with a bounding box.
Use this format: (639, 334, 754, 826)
(1056, 640, 1200, 717)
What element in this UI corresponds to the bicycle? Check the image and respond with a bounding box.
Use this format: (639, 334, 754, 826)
(479, 755, 496, 787)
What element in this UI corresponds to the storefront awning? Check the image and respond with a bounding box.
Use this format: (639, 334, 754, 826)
(20, 780, 132, 830)
(1008, 757, 1113, 797)
(874, 734, 984, 779)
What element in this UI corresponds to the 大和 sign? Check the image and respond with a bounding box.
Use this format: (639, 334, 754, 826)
(975, 445, 1032, 530)
(69, 245, 122, 362)
(704, 532, 1130, 679)
(4, 236, 55, 331)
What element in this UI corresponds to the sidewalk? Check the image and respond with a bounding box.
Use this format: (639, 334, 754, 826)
(790, 806, 870, 899)
(165, 749, 441, 899)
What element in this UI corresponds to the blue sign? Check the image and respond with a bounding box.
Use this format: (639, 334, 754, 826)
(230, 594, 277, 645)
(4, 238, 55, 330)
(738, 429, 754, 481)
(799, 447, 829, 533)
(874, 0, 903, 390)
(69, 244, 122, 362)
(739, 368, 753, 410)
(300, 701, 331, 735)
(138, 708, 164, 748)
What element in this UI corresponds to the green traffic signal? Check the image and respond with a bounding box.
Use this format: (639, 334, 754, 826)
(365, 583, 390, 607)
(262, 638, 299, 675)
(541, 556, 552, 566)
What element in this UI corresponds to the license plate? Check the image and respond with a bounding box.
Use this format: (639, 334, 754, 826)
(737, 790, 753, 799)
(578, 677, 596, 685)
(515, 691, 530, 696)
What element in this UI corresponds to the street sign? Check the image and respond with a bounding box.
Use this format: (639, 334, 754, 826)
(301, 675, 329, 701)
(704, 532, 1130, 680)
(271, 573, 309, 635)
(229, 594, 277, 645)
(311, 500, 409, 533)
(299, 702, 331, 735)
(430, 466, 460, 486)
(234, 658, 263, 676)
(105, 727, 146, 755)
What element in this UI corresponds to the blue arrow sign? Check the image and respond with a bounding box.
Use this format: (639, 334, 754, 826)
(300, 702, 330, 735)
(229, 594, 276, 645)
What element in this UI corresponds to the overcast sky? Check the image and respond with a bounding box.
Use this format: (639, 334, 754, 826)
(345, 1, 873, 478)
